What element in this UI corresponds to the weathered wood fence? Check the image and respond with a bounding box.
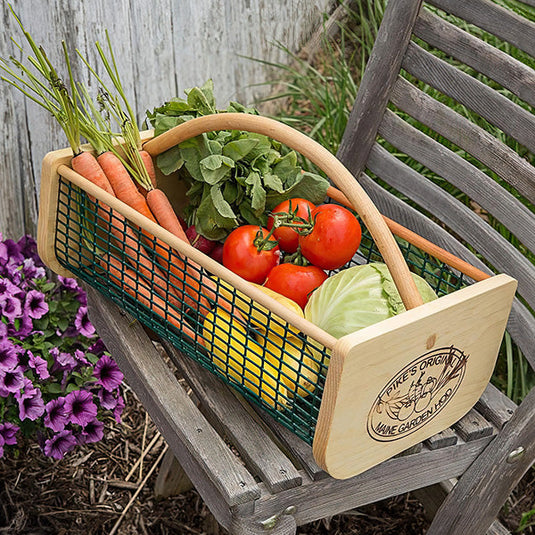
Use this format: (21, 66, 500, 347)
(0, 0, 333, 239)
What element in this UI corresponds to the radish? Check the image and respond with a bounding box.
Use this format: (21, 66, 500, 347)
(186, 225, 217, 255)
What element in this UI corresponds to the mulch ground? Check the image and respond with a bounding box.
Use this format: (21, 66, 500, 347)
(0, 383, 533, 535)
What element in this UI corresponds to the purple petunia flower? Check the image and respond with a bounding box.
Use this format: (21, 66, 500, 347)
(56, 351, 77, 372)
(0, 422, 19, 445)
(97, 387, 118, 410)
(24, 290, 48, 319)
(1, 295, 22, 323)
(64, 390, 98, 427)
(0, 322, 7, 341)
(11, 314, 33, 340)
(18, 387, 45, 421)
(93, 355, 123, 391)
(44, 429, 77, 460)
(80, 419, 104, 444)
(17, 235, 42, 266)
(0, 278, 18, 299)
(44, 397, 69, 432)
(28, 350, 50, 380)
(0, 365, 24, 393)
(0, 340, 18, 370)
(73, 349, 89, 366)
(0, 238, 23, 266)
(74, 307, 95, 338)
(88, 339, 106, 356)
(21, 258, 45, 281)
(0, 434, 4, 458)
(58, 276, 79, 291)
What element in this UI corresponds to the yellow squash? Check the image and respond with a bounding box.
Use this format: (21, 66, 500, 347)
(260, 335, 321, 399)
(213, 278, 304, 338)
(202, 308, 289, 410)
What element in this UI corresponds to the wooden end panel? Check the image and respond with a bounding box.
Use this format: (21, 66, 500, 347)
(313, 274, 517, 479)
(37, 147, 76, 277)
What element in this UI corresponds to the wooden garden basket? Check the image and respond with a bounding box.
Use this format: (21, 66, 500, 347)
(37, 114, 517, 480)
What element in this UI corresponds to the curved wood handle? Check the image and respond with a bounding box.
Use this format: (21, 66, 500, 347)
(143, 113, 424, 310)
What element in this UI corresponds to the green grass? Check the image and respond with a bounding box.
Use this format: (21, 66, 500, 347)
(254, 0, 535, 404)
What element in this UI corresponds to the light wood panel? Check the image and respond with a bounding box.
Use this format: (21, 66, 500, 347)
(314, 274, 517, 479)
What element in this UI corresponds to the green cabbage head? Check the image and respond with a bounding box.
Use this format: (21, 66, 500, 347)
(304, 262, 438, 340)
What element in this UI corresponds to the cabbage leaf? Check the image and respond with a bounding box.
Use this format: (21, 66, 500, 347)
(304, 262, 438, 340)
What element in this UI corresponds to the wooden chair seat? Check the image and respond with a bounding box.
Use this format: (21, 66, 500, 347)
(87, 286, 519, 534)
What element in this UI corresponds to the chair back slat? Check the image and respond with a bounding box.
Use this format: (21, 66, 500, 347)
(377, 109, 535, 253)
(336, 0, 423, 178)
(428, 0, 535, 57)
(366, 142, 535, 308)
(414, 8, 535, 108)
(390, 76, 535, 201)
(402, 42, 535, 154)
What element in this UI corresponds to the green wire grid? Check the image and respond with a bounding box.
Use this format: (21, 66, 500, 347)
(53, 178, 468, 444)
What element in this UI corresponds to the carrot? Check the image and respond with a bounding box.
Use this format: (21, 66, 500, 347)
(97, 151, 157, 222)
(140, 149, 157, 189)
(146, 187, 243, 321)
(71, 151, 115, 196)
(100, 253, 197, 340)
(146, 188, 188, 241)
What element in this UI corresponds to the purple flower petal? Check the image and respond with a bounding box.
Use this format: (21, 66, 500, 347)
(17, 235, 42, 267)
(56, 351, 77, 372)
(0, 339, 18, 370)
(18, 388, 45, 421)
(24, 290, 48, 319)
(44, 397, 69, 432)
(74, 349, 89, 366)
(0, 278, 18, 299)
(113, 393, 125, 424)
(0, 365, 24, 393)
(97, 387, 118, 410)
(74, 307, 95, 337)
(64, 390, 98, 427)
(0, 422, 19, 445)
(43, 430, 77, 460)
(93, 355, 123, 391)
(10, 314, 33, 339)
(0, 239, 23, 266)
(0, 322, 7, 341)
(80, 419, 104, 444)
(0, 434, 4, 458)
(28, 350, 50, 380)
(1, 295, 22, 323)
(58, 276, 79, 291)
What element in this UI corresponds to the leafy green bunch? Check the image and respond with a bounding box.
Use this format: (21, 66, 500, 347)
(146, 80, 330, 241)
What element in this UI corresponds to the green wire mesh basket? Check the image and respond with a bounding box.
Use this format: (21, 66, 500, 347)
(38, 114, 517, 479)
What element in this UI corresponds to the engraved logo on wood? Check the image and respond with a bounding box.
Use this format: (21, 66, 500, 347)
(367, 346, 469, 442)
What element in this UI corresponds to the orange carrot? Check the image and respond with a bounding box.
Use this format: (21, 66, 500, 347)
(146, 188, 188, 241)
(71, 151, 115, 196)
(97, 151, 157, 222)
(140, 149, 157, 189)
(146, 187, 243, 321)
(100, 253, 197, 340)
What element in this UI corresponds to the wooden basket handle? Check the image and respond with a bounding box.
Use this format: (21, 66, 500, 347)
(143, 113, 424, 310)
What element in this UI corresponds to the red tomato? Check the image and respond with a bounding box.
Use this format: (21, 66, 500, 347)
(267, 198, 316, 253)
(222, 225, 280, 284)
(299, 204, 362, 270)
(264, 263, 328, 309)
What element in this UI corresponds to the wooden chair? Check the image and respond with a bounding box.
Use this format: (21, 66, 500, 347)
(85, 0, 535, 532)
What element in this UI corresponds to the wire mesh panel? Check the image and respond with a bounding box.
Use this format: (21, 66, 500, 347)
(53, 177, 468, 444)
